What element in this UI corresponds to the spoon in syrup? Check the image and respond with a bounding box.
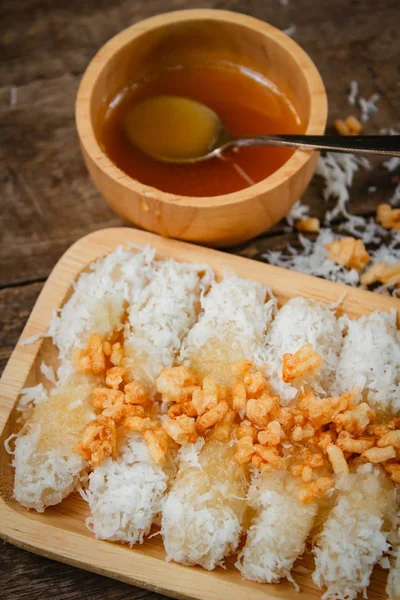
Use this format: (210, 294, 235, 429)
(123, 95, 400, 163)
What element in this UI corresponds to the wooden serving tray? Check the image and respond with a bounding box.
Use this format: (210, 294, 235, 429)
(0, 227, 398, 600)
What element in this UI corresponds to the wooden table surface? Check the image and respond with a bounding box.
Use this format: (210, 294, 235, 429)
(1, 0, 399, 598)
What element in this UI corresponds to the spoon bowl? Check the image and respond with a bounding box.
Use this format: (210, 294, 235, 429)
(76, 9, 328, 246)
(124, 95, 400, 163)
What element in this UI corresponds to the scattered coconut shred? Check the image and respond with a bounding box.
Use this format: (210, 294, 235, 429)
(263, 143, 400, 293)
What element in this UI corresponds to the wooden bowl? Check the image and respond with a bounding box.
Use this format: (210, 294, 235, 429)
(76, 9, 327, 247)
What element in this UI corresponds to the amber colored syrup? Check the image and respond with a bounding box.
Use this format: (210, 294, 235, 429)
(100, 64, 304, 197)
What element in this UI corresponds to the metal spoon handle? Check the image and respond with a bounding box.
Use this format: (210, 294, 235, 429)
(233, 134, 400, 157)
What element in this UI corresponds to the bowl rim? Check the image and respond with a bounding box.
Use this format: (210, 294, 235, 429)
(76, 8, 328, 208)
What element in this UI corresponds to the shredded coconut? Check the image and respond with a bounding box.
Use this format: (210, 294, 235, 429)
(40, 361, 56, 385)
(48, 245, 155, 379)
(84, 433, 168, 544)
(313, 471, 396, 600)
(12, 382, 94, 511)
(162, 440, 247, 570)
(177, 438, 205, 470)
(265, 297, 343, 402)
(384, 157, 400, 172)
(348, 81, 359, 106)
(359, 93, 380, 122)
(316, 152, 370, 223)
(285, 199, 310, 228)
(263, 229, 360, 287)
(20, 332, 44, 346)
(283, 24, 296, 36)
(237, 470, 317, 583)
(123, 259, 213, 390)
(390, 183, 400, 206)
(4, 433, 18, 455)
(13, 424, 86, 512)
(336, 310, 400, 413)
(181, 274, 276, 371)
(340, 217, 387, 244)
(387, 541, 400, 600)
(17, 384, 48, 422)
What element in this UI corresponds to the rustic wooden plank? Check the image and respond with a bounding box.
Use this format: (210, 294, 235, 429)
(0, 282, 43, 374)
(1, 543, 165, 600)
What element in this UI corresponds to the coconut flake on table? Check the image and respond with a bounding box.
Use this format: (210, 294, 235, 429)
(347, 80, 359, 106)
(285, 199, 310, 229)
(315, 152, 370, 223)
(389, 184, 400, 206)
(263, 229, 360, 286)
(359, 93, 380, 122)
(384, 157, 400, 172)
(282, 24, 296, 36)
(340, 217, 387, 244)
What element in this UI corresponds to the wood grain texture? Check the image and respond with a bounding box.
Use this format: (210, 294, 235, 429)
(0, 228, 399, 600)
(1, 0, 400, 598)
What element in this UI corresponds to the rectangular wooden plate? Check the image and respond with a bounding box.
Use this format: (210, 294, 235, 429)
(1, 227, 398, 600)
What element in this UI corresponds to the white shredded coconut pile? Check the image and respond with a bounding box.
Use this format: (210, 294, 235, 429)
(264, 229, 360, 286)
(313, 469, 396, 600)
(265, 297, 343, 402)
(48, 245, 155, 379)
(177, 437, 205, 470)
(339, 216, 387, 243)
(285, 199, 310, 229)
(84, 433, 168, 544)
(12, 381, 95, 512)
(123, 259, 213, 389)
(236, 470, 317, 585)
(315, 152, 370, 223)
(12, 425, 86, 512)
(17, 383, 48, 422)
(40, 361, 56, 385)
(181, 274, 276, 372)
(161, 440, 247, 570)
(263, 142, 400, 296)
(336, 310, 400, 413)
